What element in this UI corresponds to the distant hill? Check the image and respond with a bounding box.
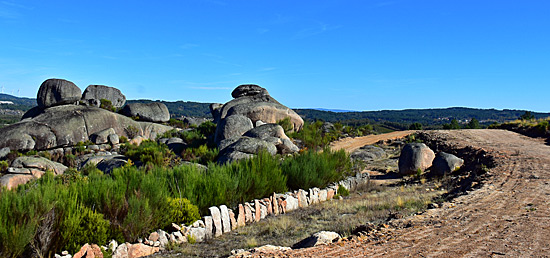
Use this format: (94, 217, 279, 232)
(294, 107, 550, 127)
(1, 94, 548, 128)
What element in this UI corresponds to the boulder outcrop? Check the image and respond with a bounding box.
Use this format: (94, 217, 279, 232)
(398, 143, 435, 175)
(121, 102, 170, 123)
(211, 84, 303, 131)
(214, 115, 253, 144)
(82, 84, 126, 108)
(37, 78, 82, 109)
(0, 105, 171, 151)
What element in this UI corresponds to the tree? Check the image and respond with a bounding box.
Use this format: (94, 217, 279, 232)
(409, 122, 423, 130)
(443, 119, 461, 130)
(466, 118, 480, 129)
(520, 111, 535, 120)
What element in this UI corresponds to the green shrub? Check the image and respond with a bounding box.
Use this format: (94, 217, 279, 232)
(125, 125, 140, 139)
(535, 120, 549, 133)
(197, 121, 216, 138)
(337, 185, 350, 197)
(182, 144, 219, 164)
(123, 140, 175, 167)
(61, 204, 110, 254)
(282, 148, 352, 190)
(119, 135, 128, 143)
(167, 197, 200, 226)
(0, 161, 8, 173)
(277, 117, 294, 133)
(409, 122, 423, 130)
(100, 99, 115, 112)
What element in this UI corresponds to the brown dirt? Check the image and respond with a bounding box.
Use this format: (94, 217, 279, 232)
(329, 130, 416, 153)
(244, 129, 550, 257)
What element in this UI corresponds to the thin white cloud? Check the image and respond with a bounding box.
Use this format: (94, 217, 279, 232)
(259, 67, 276, 72)
(292, 22, 342, 40)
(180, 43, 199, 49)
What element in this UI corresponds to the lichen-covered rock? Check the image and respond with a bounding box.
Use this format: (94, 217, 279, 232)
(122, 102, 170, 123)
(0, 174, 34, 190)
(37, 78, 81, 109)
(351, 145, 387, 162)
(231, 84, 269, 98)
(82, 84, 126, 108)
(217, 137, 277, 164)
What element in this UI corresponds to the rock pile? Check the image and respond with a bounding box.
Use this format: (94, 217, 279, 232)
(212, 84, 302, 163)
(398, 143, 463, 176)
(0, 78, 173, 189)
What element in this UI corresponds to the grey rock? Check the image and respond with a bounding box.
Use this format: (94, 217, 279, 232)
(0, 105, 172, 152)
(122, 102, 170, 123)
(243, 123, 289, 140)
(0, 174, 34, 190)
(279, 138, 299, 154)
(37, 78, 81, 108)
(351, 145, 387, 162)
(209, 103, 223, 123)
(108, 134, 120, 145)
(284, 195, 299, 212)
(217, 137, 276, 164)
(21, 106, 44, 120)
(81, 84, 126, 108)
(0, 147, 10, 160)
(322, 122, 335, 133)
(96, 158, 127, 174)
(231, 84, 269, 98)
(11, 156, 67, 175)
(214, 85, 303, 131)
(214, 115, 253, 144)
(292, 231, 341, 249)
(398, 143, 435, 175)
(182, 117, 211, 126)
(188, 227, 206, 242)
(158, 230, 169, 248)
(431, 152, 464, 176)
(113, 243, 128, 258)
(91, 128, 116, 144)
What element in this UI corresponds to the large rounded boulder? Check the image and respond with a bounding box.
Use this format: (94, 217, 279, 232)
(82, 85, 126, 108)
(214, 115, 254, 144)
(37, 78, 82, 109)
(431, 152, 464, 175)
(122, 102, 170, 123)
(398, 143, 435, 175)
(212, 84, 303, 131)
(0, 105, 172, 151)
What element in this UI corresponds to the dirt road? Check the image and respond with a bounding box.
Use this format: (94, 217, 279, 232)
(329, 130, 416, 153)
(253, 129, 550, 257)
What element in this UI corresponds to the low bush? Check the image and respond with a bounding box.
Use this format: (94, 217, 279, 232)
(282, 148, 352, 190)
(167, 198, 201, 226)
(123, 140, 175, 168)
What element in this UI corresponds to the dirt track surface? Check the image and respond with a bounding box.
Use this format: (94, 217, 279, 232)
(247, 129, 550, 257)
(330, 130, 416, 153)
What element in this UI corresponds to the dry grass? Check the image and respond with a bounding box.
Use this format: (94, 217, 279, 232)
(151, 181, 446, 258)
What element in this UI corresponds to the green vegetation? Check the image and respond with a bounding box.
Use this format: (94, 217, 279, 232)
(409, 122, 423, 130)
(123, 140, 176, 167)
(288, 121, 341, 150)
(520, 111, 535, 120)
(167, 198, 201, 226)
(282, 148, 352, 190)
(99, 99, 116, 112)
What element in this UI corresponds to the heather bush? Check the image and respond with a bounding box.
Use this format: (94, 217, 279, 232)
(167, 197, 201, 226)
(123, 140, 175, 167)
(282, 148, 352, 190)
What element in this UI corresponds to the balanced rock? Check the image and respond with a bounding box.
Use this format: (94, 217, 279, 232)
(231, 84, 269, 98)
(398, 143, 435, 175)
(213, 84, 303, 131)
(37, 78, 82, 109)
(431, 152, 464, 175)
(122, 102, 170, 123)
(82, 84, 126, 109)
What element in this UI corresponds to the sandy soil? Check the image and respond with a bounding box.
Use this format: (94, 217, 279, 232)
(245, 129, 550, 257)
(329, 130, 416, 153)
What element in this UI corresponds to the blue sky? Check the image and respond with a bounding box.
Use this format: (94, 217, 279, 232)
(0, 0, 549, 112)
